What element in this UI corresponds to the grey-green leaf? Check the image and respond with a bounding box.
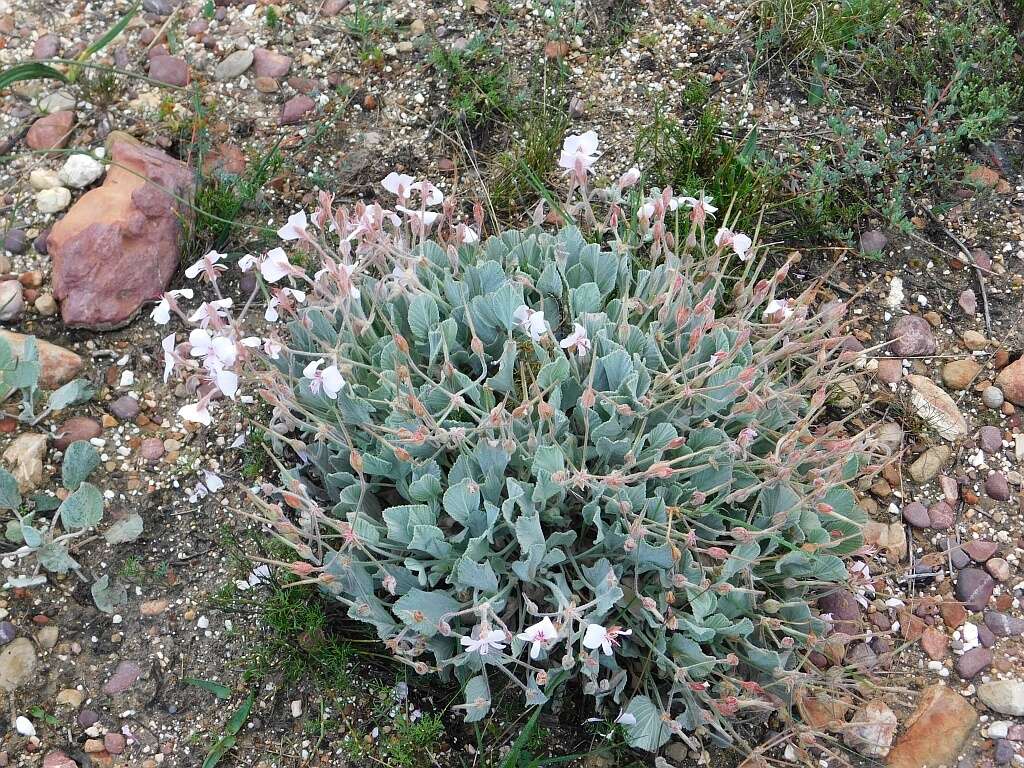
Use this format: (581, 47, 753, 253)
(59, 482, 103, 530)
(91, 575, 127, 614)
(0, 468, 21, 510)
(62, 440, 100, 490)
(48, 379, 95, 411)
(103, 513, 144, 545)
(462, 675, 491, 722)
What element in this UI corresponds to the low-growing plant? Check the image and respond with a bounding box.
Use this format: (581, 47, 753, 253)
(430, 34, 519, 134)
(159, 134, 869, 759)
(0, 334, 94, 424)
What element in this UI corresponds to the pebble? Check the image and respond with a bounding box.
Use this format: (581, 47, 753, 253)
(58, 153, 104, 188)
(29, 168, 62, 190)
(901, 501, 929, 528)
(140, 437, 164, 461)
(104, 733, 126, 755)
(109, 395, 140, 420)
(34, 293, 57, 316)
(876, 357, 903, 384)
(32, 33, 61, 60)
(33, 231, 49, 255)
(214, 49, 254, 81)
(985, 610, 1024, 636)
(860, 229, 888, 254)
(0, 622, 14, 645)
(253, 47, 292, 79)
(55, 688, 84, 708)
(956, 568, 995, 611)
(889, 315, 936, 357)
(987, 557, 1011, 582)
(3, 229, 27, 255)
(928, 500, 955, 530)
(149, 55, 189, 87)
(102, 660, 141, 694)
(36, 187, 72, 214)
(36, 625, 58, 649)
(978, 680, 1024, 716)
(941, 358, 981, 390)
(279, 95, 315, 125)
(964, 539, 999, 562)
(956, 647, 993, 678)
(843, 699, 897, 757)
(983, 386, 1005, 409)
(78, 709, 99, 727)
(54, 416, 102, 449)
(979, 425, 1004, 453)
(0, 281, 24, 321)
(0, 638, 37, 692)
(909, 445, 950, 484)
(962, 328, 986, 348)
(985, 472, 1010, 501)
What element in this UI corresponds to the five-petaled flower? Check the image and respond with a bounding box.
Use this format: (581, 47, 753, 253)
(303, 359, 344, 399)
(558, 131, 599, 183)
(184, 250, 227, 282)
(151, 288, 194, 325)
(460, 625, 507, 656)
(714, 227, 753, 261)
(260, 248, 297, 283)
(517, 617, 560, 660)
(679, 195, 717, 225)
(381, 172, 416, 200)
(559, 323, 591, 357)
(763, 298, 794, 322)
(277, 210, 309, 241)
(582, 623, 632, 656)
(513, 305, 548, 342)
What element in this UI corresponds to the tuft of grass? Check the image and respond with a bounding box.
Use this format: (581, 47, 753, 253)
(633, 100, 776, 234)
(430, 34, 519, 134)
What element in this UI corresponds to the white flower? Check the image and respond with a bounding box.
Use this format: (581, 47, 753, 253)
(277, 210, 308, 241)
(203, 471, 224, 493)
(617, 166, 641, 189)
(161, 333, 177, 382)
(260, 247, 294, 283)
(512, 304, 548, 342)
(614, 711, 637, 726)
(410, 180, 444, 206)
(238, 253, 258, 272)
(763, 298, 794, 322)
(559, 323, 591, 357)
(714, 227, 753, 261)
(517, 617, 559, 660)
(396, 206, 440, 229)
(558, 131, 599, 177)
(213, 367, 239, 399)
(179, 400, 212, 426)
(339, 263, 361, 301)
(582, 623, 632, 656)
(150, 288, 194, 325)
(303, 359, 344, 399)
(460, 626, 507, 656)
(456, 224, 479, 244)
(381, 172, 416, 199)
(184, 250, 226, 280)
(188, 298, 233, 328)
(263, 338, 283, 359)
(265, 288, 305, 322)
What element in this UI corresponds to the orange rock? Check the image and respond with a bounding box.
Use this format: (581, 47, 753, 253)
(26, 110, 75, 151)
(887, 684, 977, 768)
(0, 330, 82, 389)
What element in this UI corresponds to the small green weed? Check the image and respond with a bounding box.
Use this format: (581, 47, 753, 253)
(430, 34, 519, 134)
(265, 6, 279, 29)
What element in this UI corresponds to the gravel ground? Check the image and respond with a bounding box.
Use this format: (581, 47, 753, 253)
(0, 0, 1023, 766)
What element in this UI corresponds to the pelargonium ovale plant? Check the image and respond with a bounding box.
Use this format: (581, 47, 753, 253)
(160, 132, 871, 755)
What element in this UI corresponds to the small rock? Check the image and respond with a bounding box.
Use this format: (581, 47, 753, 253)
(33, 231, 49, 255)
(958, 290, 978, 316)
(148, 55, 189, 87)
(78, 709, 99, 727)
(0, 281, 24, 321)
(886, 685, 977, 768)
(253, 47, 292, 79)
(985, 472, 1010, 501)
(54, 416, 102, 449)
(860, 229, 888, 255)
(34, 293, 57, 316)
(889, 315, 936, 357)
(985, 611, 1024, 636)
(956, 568, 995, 611)
(901, 501, 930, 528)
(42, 752, 78, 768)
(909, 445, 950, 483)
(35, 187, 72, 214)
(994, 358, 1024, 406)
(978, 680, 1024, 716)
(36, 625, 58, 649)
(940, 601, 967, 628)
(109, 395, 140, 420)
(0, 331, 83, 388)
(29, 169, 61, 190)
(55, 688, 84, 708)
(26, 111, 75, 151)
(58, 153, 104, 188)
(279, 95, 315, 125)
(963, 329, 987, 349)
(3, 229, 26, 255)
(928, 500, 955, 530)
(818, 590, 862, 635)
(32, 33, 61, 60)
(979, 425, 1004, 453)
(987, 557, 1011, 582)
(920, 626, 948, 660)
(964, 539, 999, 562)
(843, 699, 897, 758)
(102, 660, 141, 695)
(214, 49, 253, 81)
(983, 386, 1005, 410)
(254, 76, 279, 93)
(0, 638, 37, 692)
(104, 733, 126, 755)
(140, 598, 168, 616)
(140, 438, 164, 461)
(0, 622, 14, 644)
(907, 374, 969, 441)
(2, 433, 48, 492)
(995, 739, 1015, 765)
(956, 647, 993, 679)
(942, 358, 981, 390)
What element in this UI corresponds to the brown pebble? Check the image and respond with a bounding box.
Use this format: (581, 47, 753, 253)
(140, 599, 169, 616)
(101, 414, 118, 429)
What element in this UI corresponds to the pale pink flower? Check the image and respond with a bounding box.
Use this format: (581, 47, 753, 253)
(558, 131, 599, 181)
(263, 339, 283, 359)
(455, 224, 479, 244)
(277, 210, 309, 241)
(460, 626, 507, 656)
(303, 359, 344, 399)
(238, 254, 258, 272)
(582, 623, 632, 656)
(151, 288, 194, 325)
(260, 247, 296, 283)
(714, 228, 753, 261)
(617, 166, 641, 189)
(517, 617, 559, 660)
(265, 288, 306, 322)
(559, 323, 591, 357)
(396, 206, 440, 231)
(513, 305, 548, 342)
(410, 180, 444, 206)
(161, 333, 178, 382)
(381, 172, 416, 200)
(188, 298, 233, 328)
(184, 250, 227, 282)
(679, 195, 717, 224)
(763, 298, 794, 322)
(179, 398, 212, 426)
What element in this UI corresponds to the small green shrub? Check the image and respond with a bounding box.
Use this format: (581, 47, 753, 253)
(430, 35, 519, 133)
(243, 150, 866, 753)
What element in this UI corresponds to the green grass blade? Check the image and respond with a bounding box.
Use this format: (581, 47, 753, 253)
(0, 63, 68, 92)
(184, 677, 232, 699)
(80, 3, 140, 62)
